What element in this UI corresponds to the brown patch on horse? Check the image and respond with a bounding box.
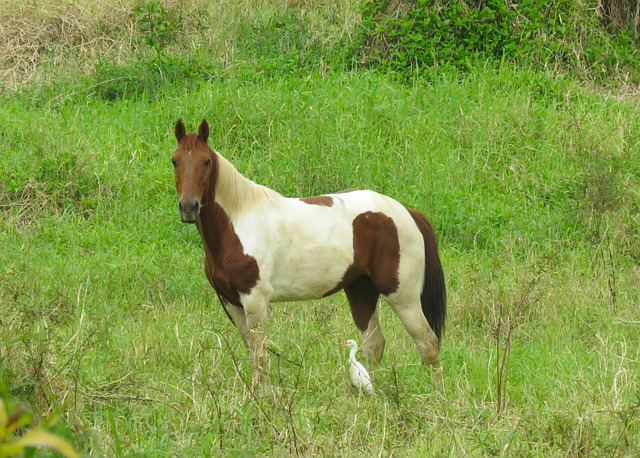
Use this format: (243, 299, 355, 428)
(351, 212, 401, 295)
(344, 276, 380, 332)
(325, 211, 401, 329)
(299, 195, 334, 207)
(174, 119, 259, 308)
(197, 190, 260, 308)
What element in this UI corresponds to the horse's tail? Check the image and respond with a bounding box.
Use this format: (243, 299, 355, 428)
(407, 208, 447, 345)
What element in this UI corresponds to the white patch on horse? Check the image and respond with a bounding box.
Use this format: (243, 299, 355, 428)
(234, 197, 355, 301)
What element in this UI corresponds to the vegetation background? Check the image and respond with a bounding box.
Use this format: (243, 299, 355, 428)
(1, 0, 639, 456)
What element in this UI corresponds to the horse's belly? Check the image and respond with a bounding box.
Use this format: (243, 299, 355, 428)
(268, 248, 353, 302)
(235, 203, 357, 302)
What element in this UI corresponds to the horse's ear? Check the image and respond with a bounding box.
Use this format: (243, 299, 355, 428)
(198, 119, 210, 144)
(175, 119, 186, 143)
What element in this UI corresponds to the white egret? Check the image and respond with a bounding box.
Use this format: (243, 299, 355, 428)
(341, 339, 374, 395)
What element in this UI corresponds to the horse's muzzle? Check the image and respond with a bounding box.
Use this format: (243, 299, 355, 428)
(179, 199, 200, 223)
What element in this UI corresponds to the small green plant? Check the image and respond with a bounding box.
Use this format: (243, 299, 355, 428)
(133, 1, 181, 76)
(494, 256, 552, 415)
(0, 395, 78, 458)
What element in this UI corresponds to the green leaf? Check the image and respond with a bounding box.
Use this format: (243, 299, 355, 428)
(3, 429, 79, 458)
(0, 336, 25, 348)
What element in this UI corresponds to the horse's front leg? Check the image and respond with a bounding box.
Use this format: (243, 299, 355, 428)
(221, 301, 251, 346)
(240, 290, 270, 386)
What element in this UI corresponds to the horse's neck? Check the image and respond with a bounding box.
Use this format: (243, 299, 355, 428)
(197, 152, 282, 251)
(196, 203, 227, 251)
(212, 152, 279, 219)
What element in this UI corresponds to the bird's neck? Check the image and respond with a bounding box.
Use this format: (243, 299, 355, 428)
(349, 347, 358, 362)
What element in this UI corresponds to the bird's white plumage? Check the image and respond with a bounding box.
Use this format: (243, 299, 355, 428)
(341, 339, 374, 395)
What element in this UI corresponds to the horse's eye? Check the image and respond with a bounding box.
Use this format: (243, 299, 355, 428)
(171, 158, 178, 167)
(204, 159, 212, 167)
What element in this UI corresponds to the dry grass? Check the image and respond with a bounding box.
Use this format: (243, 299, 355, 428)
(603, 0, 640, 34)
(0, 0, 360, 91)
(0, 0, 136, 89)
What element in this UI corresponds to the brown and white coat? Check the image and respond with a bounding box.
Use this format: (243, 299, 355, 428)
(172, 119, 446, 382)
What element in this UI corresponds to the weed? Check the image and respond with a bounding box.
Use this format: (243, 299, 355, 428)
(494, 253, 553, 415)
(133, 1, 182, 78)
(1, 151, 98, 223)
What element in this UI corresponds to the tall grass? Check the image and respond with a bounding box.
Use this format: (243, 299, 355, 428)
(1, 0, 640, 456)
(2, 67, 639, 456)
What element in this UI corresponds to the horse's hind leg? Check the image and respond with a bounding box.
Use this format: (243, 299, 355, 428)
(361, 311, 385, 365)
(345, 276, 385, 365)
(386, 295, 440, 369)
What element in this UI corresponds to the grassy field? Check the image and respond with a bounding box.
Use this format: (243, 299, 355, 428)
(1, 1, 640, 457)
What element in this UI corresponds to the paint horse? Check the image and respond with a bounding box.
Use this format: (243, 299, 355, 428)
(171, 119, 446, 382)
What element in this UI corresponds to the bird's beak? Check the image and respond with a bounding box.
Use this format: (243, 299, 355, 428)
(340, 341, 348, 345)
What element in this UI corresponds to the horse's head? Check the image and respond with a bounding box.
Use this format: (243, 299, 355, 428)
(172, 119, 216, 223)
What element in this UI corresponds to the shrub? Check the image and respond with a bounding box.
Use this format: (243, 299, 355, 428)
(352, 0, 640, 80)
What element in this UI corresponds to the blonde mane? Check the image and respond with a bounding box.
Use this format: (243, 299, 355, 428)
(213, 151, 282, 217)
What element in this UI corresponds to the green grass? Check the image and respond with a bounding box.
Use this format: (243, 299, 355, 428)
(2, 68, 639, 456)
(1, 1, 640, 455)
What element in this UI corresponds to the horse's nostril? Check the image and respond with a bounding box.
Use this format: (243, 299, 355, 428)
(178, 199, 200, 216)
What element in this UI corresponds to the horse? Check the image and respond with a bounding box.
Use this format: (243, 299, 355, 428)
(171, 119, 446, 383)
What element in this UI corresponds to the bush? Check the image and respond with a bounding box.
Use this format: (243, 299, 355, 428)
(353, 0, 640, 80)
